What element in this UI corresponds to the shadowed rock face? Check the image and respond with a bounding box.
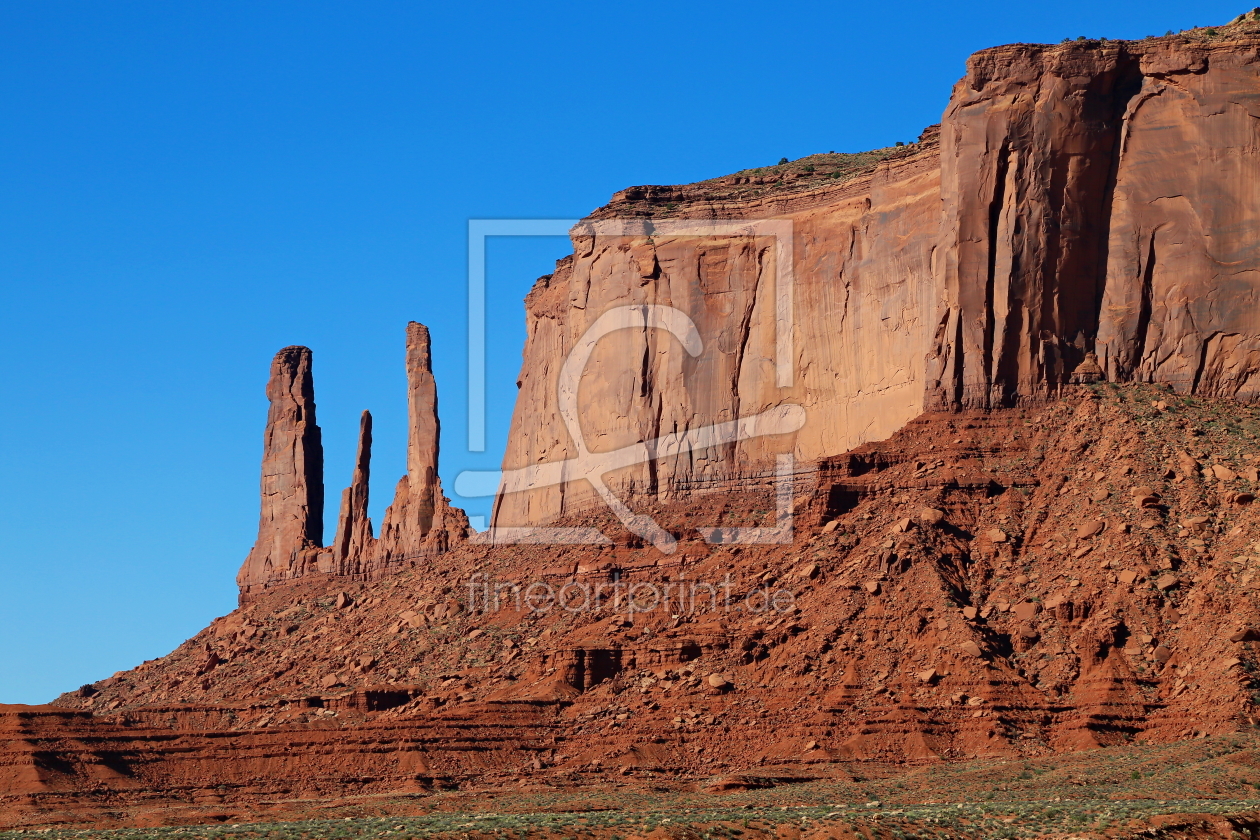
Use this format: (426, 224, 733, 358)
(496, 33, 1260, 528)
(25, 23, 1260, 832)
(930, 39, 1260, 409)
(236, 346, 324, 592)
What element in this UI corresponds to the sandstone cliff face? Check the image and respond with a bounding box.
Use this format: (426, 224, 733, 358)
(238, 325, 465, 597)
(236, 346, 324, 592)
(494, 140, 943, 527)
(497, 31, 1260, 528)
(930, 36, 1260, 409)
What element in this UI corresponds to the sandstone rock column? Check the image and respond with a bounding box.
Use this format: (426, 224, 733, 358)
(406, 321, 440, 532)
(237, 346, 324, 593)
(377, 322, 466, 564)
(330, 410, 373, 576)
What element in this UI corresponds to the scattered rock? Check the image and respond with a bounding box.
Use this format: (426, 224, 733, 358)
(1213, 464, 1238, 481)
(987, 528, 1008, 543)
(1077, 520, 1105, 539)
(1155, 574, 1179, 591)
(1012, 602, 1039, 621)
(958, 641, 983, 658)
(919, 508, 946, 526)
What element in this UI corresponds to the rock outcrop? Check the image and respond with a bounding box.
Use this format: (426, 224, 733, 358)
(19, 17, 1260, 833)
(375, 322, 465, 567)
(930, 37, 1260, 409)
(330, 411, 374, 577)
(493, 137, 942, 527)
(496, 29, 1260, 529)
(236, 346, 324, 592)
(238, 325, 466, 598)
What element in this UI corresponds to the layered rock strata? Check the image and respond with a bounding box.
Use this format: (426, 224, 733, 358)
(495, 29, 1260, 529)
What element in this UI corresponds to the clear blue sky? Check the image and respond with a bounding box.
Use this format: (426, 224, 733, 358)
(0, 0, 1242, 703)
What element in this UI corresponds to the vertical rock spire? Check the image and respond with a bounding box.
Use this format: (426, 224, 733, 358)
(237, 346, 324, 594)
(406, 321, 440, 532)
(377, 321, 466, 565)
(331, 410, 373, 576)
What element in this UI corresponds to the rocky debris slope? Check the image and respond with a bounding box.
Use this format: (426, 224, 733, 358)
(25, 383, 1260, 826)
(14, 14, 1260, 833)
(238, 323, 466, 598)
(496, 24, 1260, 529)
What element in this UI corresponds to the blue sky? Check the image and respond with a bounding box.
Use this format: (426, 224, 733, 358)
(0, 0, 1243, 703)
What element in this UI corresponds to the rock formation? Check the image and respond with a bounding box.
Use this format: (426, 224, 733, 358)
(238, 324, 466, 598)
(236, 346, 324, 592)
(492, 137, 942, 528)
(330, 411, 374, 577)
(18, 17, 1260, 833)
(930, 38, 1260, 409)
(375, 321, 465, 567)
(495, 31, 1260, 529)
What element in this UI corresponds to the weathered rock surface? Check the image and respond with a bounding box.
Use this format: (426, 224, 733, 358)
(238, 324, 466, 598)
(20, 17, 1260, 834)
(329, 410, 374, 576)
(493, 133, 942, 527)
(496, 30, 1260, 528)
(931, 37, 1260, 409)
(375, 321, 466, 569)
(236, 346, 324, 592)
(37, 384, 1260, 828)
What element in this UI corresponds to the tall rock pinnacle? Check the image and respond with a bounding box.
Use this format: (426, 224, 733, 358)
(406, 321, 440, 532)
(237, 346, 324, 593)
(237, 325, 465, 598)
(377, 321, 466, 564)
(330, 410, 373, 576)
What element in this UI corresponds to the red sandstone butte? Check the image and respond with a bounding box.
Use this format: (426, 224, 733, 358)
(494, 32, 1260, 529)
(12, 16, 1260, 833)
